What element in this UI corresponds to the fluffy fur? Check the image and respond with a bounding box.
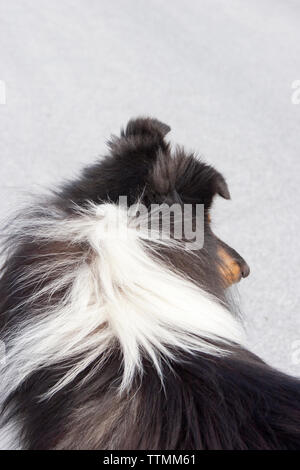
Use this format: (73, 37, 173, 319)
(0, 117, 300, 449)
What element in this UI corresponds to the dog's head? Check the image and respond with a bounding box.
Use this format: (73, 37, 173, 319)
(64, 117, 250, 298)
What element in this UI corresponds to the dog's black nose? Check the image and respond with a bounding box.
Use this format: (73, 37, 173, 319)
(240, 261, 250, 278)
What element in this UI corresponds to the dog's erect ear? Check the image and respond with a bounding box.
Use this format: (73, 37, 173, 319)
(213, 172, 231, 200)
(123, 117, 171, 140)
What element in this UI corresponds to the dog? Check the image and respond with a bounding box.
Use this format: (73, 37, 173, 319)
(0, 117, 299, 449)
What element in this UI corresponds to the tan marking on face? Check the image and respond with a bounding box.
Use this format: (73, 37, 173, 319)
(217, 246, 242, 287)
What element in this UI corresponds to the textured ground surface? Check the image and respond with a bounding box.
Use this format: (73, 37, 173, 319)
(0, 0, 299, 375)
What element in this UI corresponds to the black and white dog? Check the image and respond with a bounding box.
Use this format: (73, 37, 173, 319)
(0, 117, 299, 449)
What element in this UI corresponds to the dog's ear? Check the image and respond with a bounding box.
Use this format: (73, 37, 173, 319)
(122, 117, 171, 140)
(107, 117, 170, 159)
(175, 153, 231, 206)
(213, 172, 231, 200)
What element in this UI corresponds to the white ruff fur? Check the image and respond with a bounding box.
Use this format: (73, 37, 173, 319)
(0, 202, 244, 447)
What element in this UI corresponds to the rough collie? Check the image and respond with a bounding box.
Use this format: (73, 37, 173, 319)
(0, 117, 299, 449)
